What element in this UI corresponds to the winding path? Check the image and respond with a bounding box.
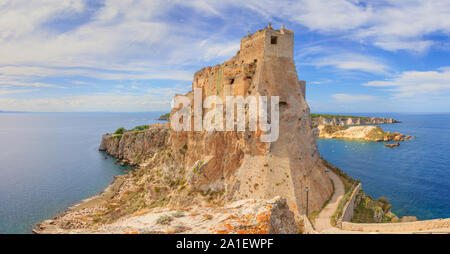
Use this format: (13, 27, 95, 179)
(314, 170, 345, 233)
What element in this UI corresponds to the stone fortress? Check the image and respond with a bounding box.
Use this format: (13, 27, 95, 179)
(34, 25, 450, 234)
(170, 23, 332, 218)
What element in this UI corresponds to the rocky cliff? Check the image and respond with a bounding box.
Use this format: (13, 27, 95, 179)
(99, 126, 170, 166)
(35, 26, 332, 234)
(318, 125, 411, 142)
(312, 115, 399, 127)
(169, 26, 332, 217)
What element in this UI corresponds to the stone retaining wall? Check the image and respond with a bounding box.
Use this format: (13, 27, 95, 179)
(336, 183, 361, 227)
(342, 218, 450, 232)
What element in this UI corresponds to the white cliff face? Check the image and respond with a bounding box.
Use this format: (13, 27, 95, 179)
(318, 125, 380, 140)
(313, 116, 399, 127)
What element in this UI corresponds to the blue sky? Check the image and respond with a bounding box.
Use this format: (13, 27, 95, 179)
(1, 0, 450, 112)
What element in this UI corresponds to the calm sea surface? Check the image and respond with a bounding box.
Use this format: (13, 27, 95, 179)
(0, 112, 163, 233)
(317, 113, 450, 220)
(0, 113, 449, 233)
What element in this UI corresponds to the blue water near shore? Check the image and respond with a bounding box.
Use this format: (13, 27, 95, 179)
(0, 112, 163, 233)
(317, 113, 450, 220)
(0, 112, 449, 233)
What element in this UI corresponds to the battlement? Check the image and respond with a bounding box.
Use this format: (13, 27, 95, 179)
(239, 24, 294, 63)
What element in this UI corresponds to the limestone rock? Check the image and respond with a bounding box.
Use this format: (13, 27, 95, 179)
(385, 143, 400, 148)
(169, 26, 332, 216)
(401, 216, 419, 222)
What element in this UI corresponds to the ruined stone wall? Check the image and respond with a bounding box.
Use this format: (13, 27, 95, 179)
(169, 26, 333, 218)
(299, 80, 306, 99)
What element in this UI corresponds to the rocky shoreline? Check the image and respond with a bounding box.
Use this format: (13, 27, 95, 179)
(312, 115, 400, 127)
(34, 124, 301, 234)
(317, 125, 413, 144)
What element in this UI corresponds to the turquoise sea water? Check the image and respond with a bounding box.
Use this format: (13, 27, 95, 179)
(0, 112, 448, 233)
(0, 112, 163, 233)
(317, 113, 450, 220)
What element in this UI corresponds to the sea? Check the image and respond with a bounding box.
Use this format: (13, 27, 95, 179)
(0, 112, 448, 233)
(0, 112, 163, 233)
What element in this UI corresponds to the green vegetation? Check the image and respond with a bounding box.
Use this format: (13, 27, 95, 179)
(352, 192, 399, 223)
(173, 211, 185, 218)
(365, 127, 387, 141)
(365, 127, 403, 141)
(130, 125, 150, 131)
(311, 114, 369, 119)
(110, 134, 123, 140)
(112, 124, 152, 135)
(309, 178, 335, 224)
(322, 158, 361, 226)
(321, 125, 348, 135)
(158, 113, 170, 121)
(114, 127, 126, 135)
(321, 158, 359, 194)
(156, 215, 173, 225)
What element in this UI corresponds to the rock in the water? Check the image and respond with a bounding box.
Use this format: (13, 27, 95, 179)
(385, 142, 400, 148)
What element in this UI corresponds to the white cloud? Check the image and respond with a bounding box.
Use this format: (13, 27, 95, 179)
(193, 0, 450, 53)
(332, 93, 377, 103)
(0, 88, 39, 95)
(1, 0, 450, 112)
(0, 92, 172, 112)
(310, 53, 389, 74)
(310, 79, 332, 85)
(364, 67, 450, 98)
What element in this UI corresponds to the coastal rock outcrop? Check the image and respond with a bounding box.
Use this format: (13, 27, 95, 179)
(99, 125, 170, 166)
(35, 26, 332, 234)
(318, 125, 409, 143)
(385, 143, 400, 148)
(34, 196, 298, 234)
(312, 115, 400, 127)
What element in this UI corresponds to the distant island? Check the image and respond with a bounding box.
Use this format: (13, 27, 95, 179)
(158, 113, 170, 121)
(34, 26, 447, 235)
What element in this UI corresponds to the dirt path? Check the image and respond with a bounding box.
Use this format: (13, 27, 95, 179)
(313, 170, 345, 233)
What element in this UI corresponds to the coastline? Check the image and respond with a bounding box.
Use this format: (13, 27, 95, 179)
(33, 175, 126, 234)
(33, 114, 450, 234)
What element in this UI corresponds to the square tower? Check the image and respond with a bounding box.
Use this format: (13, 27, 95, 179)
(239, 25, 294, 63)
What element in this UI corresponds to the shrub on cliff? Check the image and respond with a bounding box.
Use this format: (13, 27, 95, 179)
(158, 113, 170, 121)
(131, 125, 150, 131)
(114, 127, 126, 135)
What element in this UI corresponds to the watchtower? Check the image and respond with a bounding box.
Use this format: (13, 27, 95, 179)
(239, 24, 294, 63)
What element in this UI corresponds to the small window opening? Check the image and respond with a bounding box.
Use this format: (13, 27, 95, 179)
(230, 78, 235, 85)
(271, 36, 278, 44)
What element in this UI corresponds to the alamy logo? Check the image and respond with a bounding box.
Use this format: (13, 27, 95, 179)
(171, 87, 280, 142)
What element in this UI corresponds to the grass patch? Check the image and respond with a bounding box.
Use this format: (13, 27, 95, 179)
(130, 125, 150, 131)
(311, 114, 369, 119)
(114, 127, 126, 135)
(321, 125, 348, 135)
(321, 158, 358, 194)
(156, 215, 173, 225)
(158, 113, 170, 121)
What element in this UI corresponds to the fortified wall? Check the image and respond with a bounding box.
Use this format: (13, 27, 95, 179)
(170, 25, 332, 217)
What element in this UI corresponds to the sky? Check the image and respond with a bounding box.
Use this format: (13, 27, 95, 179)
(1, 0, 450, 113)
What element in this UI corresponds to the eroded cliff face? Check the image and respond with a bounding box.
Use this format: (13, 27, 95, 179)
(99, 126, 170, 166)
(169, 26, 332, 216)
(35, 26, 332, 234)
(313, 116, 399, 127)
